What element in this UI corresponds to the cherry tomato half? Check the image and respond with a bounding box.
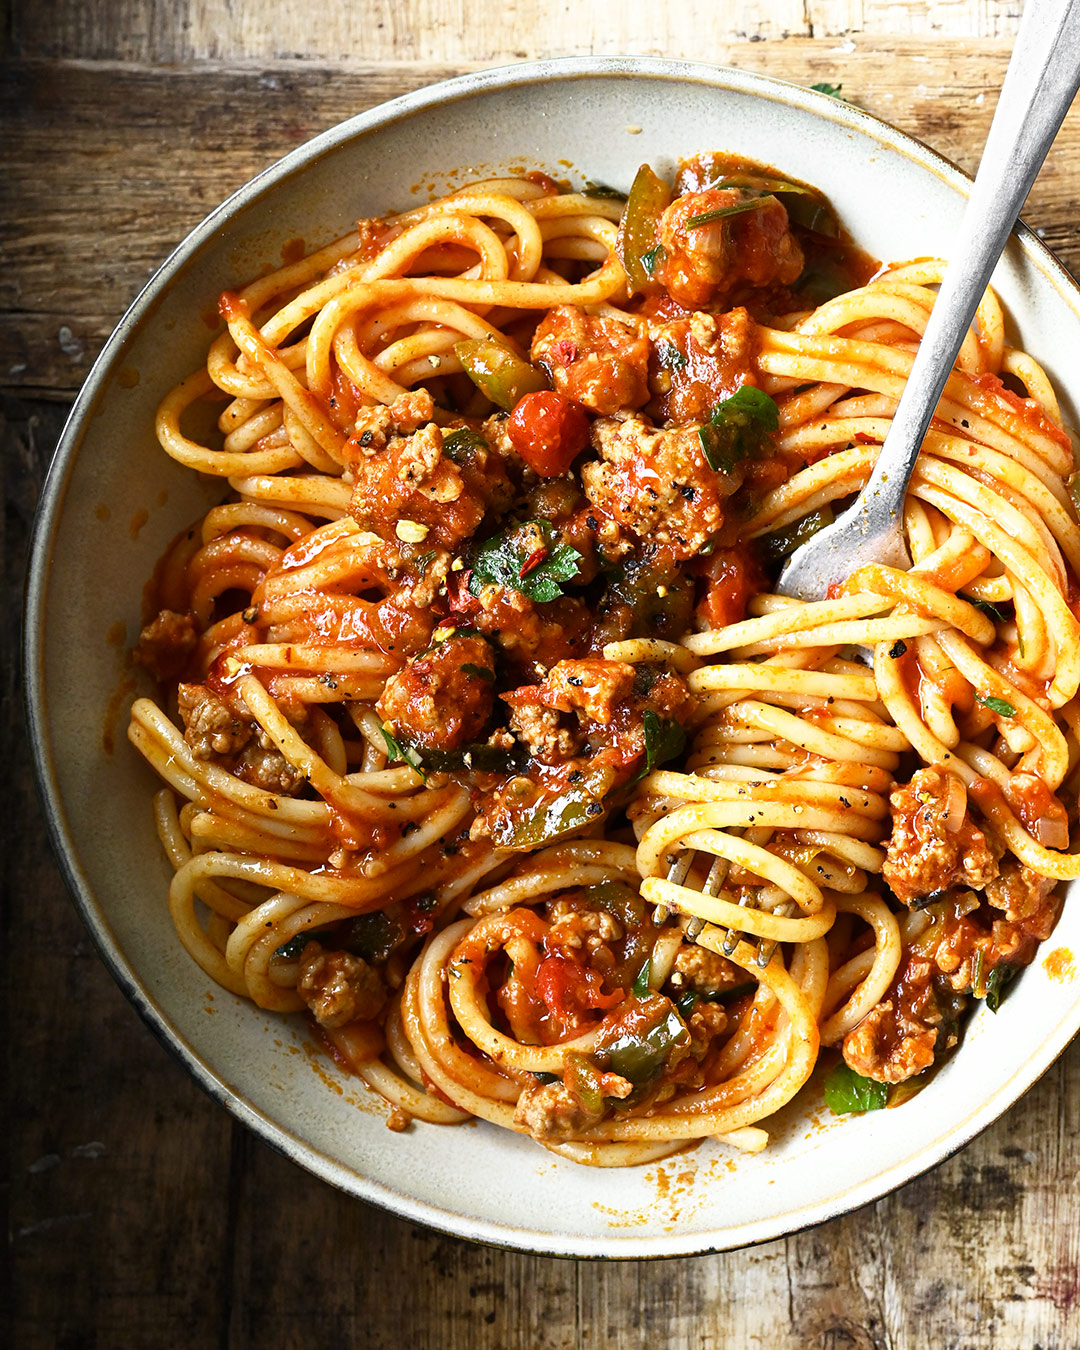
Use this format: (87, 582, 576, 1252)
(535, 953, 622, 1028)
(506, 390, 590, 477)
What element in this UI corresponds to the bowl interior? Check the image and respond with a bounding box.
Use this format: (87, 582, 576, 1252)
(26, 58, 1080, 1257)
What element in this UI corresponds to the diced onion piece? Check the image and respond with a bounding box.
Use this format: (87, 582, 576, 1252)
(943, 772, 967, 834)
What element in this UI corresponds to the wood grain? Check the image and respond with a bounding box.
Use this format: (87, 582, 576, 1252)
(5, 5, 1080, 1348)
(6, 0, 1023, 64)
(4, 42, 1080, 399)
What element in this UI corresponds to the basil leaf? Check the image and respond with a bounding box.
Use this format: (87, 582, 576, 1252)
(461, 662, 495, 683)
(978, 695, 1017, 718)
(632, 708, 687, 784)
(823, 1060, 888, 1114)
(582, 181, 627, 200)
(685, 197, 774, 229)
(469, 519, 582, 604)
(810, 82, 845, 99)
(698, 385, 780, 474)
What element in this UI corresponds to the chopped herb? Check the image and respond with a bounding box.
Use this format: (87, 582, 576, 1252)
(469, 519, 582, 603)
(640, 243, 666, 277)
(442, 427, 488, 461)
(632, 708, 687, 784)
(697, 384, 780, 474)
(414, 550, 438, 575)
(810, 81, 845, 99)
(978, 694, 1017, 718)
(633, 959, 652, 998)
(984, 963, 1017, 1013)
(823, 1060, 888, 1115)
(685, 196, 774, 229)
(461, 662, 495, 682)
(533, 1071, 560, 1085)
(676, 990, 698, 1018)
(582, 181, 627, 200)
(959, 593, 1008, 623)
(656, 341, 688, 370)
(273, 930, 330, 960)
(379, 726, 427, 780)
(713, 174, 839, 236)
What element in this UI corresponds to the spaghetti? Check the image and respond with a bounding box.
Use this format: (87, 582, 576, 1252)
(130, 154, 1079, 1166)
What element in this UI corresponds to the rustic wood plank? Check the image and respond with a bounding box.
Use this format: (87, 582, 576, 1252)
(4, 44, 1079, 400)
(5, 1, 1022, 65)
(5, 9, 1080, 1348)
(3, 397, 237, 1349)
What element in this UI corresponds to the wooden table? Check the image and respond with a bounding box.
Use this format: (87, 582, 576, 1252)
(6, 5, 1080, 1346)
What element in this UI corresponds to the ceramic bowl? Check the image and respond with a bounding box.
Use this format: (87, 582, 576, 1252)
(25, 56, 1080, 1257)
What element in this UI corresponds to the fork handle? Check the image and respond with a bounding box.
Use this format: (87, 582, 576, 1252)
(860, 0, 1080, 512)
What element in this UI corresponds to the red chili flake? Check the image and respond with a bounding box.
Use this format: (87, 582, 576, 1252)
(446, 569, 475, 610)
(853, 432, 878, 444)
(825, 581, 844, 600)
(519, 547, 549, 578)
(552, 339, 578, 367)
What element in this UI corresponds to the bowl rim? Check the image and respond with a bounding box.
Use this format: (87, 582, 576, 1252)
(23, 53, 1080, 1259)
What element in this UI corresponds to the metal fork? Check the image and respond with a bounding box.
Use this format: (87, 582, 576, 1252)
(777, 0, 1080, 601)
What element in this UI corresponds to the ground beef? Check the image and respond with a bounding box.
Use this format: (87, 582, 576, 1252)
(449, 578, 592, 681)
(883, 765, 1003, 907)
(502, 659, 637, 766)
(983, 859, 1060, 936)
(297, 942, 387, 1028)
(541, 658, 637, 724)
(351, 388, 435, 449)
(513, 1077, 606, 1142)
(347, 420, 485, 551)
(686, 999, 728, 1057)
(670, 944, 744, 997)
(178, 683, 253, 758)
(135, 610, 200, 683)
(514, 1077, 603, 1141)
(233, 740, 307, 795)
(842, 999, 938, 1084)
(842, 951, 948, 1084)
(647, 307, 758, 425)
(531, 305, 651, 415)
(652, 188, 804, 309)
(583, 414, 739, 560)
(376, 633, 495, 751)
(507, 702, 583, 764)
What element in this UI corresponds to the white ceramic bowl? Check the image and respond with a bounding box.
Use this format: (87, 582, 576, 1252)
(26, 56, 1080, 1257)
